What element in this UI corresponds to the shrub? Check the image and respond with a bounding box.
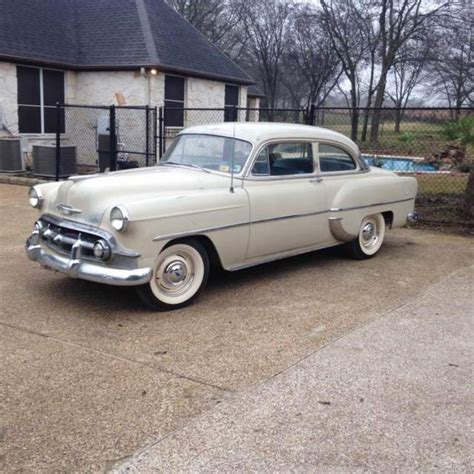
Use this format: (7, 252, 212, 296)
(442, 117, 474, 147)
(398, 132, 416, 144)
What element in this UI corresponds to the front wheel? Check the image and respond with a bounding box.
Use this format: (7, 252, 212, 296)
(345, 213, 386, 260)
(137, 239, 209, 311)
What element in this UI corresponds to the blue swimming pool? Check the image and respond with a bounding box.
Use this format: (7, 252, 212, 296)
(362, 155, 438, 173)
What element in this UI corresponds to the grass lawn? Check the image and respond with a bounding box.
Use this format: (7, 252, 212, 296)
(413, 173, 469, 196)
(318, 113, 456, 157)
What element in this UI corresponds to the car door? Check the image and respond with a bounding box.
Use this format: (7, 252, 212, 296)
(243, 141, 332, 260)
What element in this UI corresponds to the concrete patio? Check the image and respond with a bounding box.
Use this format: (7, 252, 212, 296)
(0, 183, 473, 472)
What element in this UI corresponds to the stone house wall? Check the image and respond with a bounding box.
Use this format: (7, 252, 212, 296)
(0, 62, 18, 135)
(0, 62, 251, 168)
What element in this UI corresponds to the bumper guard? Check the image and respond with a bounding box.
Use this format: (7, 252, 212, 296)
(26, 231, 152, 287)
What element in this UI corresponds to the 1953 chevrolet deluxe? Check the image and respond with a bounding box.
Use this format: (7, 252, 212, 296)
(26, 123, 418, 310)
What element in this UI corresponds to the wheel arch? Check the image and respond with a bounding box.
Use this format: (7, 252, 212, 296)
(163, 234, 224, 270)
(382, 210, 394, 229)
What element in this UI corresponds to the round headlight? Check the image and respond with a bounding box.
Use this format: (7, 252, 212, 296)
(93, 239, 111, 261)
(110, 205, 129, 232)
(29, 187, 43, 209)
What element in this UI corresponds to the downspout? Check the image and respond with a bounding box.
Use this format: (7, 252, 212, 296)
(147, 72, 151, 106)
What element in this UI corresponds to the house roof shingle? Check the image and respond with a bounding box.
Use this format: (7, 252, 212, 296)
(0, 0, 253, 84)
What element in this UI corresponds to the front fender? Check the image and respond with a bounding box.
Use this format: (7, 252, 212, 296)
(100, 187, 251, 269)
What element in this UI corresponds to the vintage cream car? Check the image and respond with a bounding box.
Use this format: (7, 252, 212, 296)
(26, 123, 418, 310)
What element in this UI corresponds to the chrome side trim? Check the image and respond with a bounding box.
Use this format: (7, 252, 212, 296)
(330, 197, 413, 213)
(26, 237, 152, 287)
(245, 173, 319, 182)
(153, 221, 248, 242)
(254, 209, 329, 225)
(153, 209, 330, 241)
(152, 197, 413, 242)
(146, 204, 247, 221)
(328, 217, 357, 242)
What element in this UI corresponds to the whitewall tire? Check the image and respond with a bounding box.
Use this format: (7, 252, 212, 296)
(137, 239, 209, 311)
(346, 213, 386, 260)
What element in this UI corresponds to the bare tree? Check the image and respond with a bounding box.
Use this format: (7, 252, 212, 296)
(369, 0, 447, 142)
(281, 5, 342, 119)
(166, 0, 247, 60)
(355, 0, 383, 142)
(428, 3, 473, 118)
(240, 0, 293, 118)
(320, 0, 367, 140)
(386, 40, 432, 132)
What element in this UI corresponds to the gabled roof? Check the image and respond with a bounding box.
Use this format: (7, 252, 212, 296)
(0, 0, 254, 84)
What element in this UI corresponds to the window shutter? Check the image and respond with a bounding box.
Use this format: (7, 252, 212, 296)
(43, 70, 65, 106)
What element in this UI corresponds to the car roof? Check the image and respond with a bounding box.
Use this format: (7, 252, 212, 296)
(180, 122, 359, 154)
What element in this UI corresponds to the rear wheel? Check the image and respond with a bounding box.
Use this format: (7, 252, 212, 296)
(137, 239, 209, 311)
(346, 213, 386, 260)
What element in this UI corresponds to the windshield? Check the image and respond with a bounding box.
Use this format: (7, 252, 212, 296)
(161, 134, 253, 174)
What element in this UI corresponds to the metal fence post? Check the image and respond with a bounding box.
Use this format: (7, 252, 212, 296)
(109, 105, 117, 171)
(158, 106, 164, 159)
(153, 106, 158, 164)
(145, 105, 150, 167)
(308, 104, 316, 126)
(55, 102, 61, 181)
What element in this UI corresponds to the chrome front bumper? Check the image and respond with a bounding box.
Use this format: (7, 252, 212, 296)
(26, 232, 152, 287)
(407, 211, 419, 223)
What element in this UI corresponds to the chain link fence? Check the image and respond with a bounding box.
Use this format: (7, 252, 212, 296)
(160, 106, 473, 230)
(54, 104, 157, 178)
(43, 103, 472, 230)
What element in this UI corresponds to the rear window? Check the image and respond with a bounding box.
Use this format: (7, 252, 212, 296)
(319, 144, 357, 172)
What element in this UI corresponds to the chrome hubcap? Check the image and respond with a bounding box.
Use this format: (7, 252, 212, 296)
(155, 252, 195, 296)
(362, 222, 375, 240)
(164, 261, 187, 285)
(360, 217, 379, 250)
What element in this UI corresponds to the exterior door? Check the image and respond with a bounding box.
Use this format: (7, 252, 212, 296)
(244, 141, 331, 260)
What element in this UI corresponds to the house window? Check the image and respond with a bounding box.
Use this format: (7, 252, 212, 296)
(17, 66, 65, 134)
(164, 75, 185, 127)
(224, 84, 239, 122)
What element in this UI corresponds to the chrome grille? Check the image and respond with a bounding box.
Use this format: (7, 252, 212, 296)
(39, 219, 100, 259)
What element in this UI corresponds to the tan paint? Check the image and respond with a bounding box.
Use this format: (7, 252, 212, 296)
(32, 123, 417, 275)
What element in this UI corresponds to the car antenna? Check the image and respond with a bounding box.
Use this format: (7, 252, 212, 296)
(229, 121, 236, 193)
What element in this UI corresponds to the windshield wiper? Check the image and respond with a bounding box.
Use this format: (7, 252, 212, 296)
(162, 162, 210, 173)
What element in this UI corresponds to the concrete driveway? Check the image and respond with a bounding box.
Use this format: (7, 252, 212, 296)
(0, 183, 473, 472)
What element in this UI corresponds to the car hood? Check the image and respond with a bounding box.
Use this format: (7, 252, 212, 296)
(48, 166, 232, 225)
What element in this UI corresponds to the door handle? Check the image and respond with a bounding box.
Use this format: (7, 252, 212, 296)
(309, 176, 323, 183)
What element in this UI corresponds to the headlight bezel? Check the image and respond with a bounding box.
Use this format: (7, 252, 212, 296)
(29, 187, 44, 209)
(110, 205, 129, 232)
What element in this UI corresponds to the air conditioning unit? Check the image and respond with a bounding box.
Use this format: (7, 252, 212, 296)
(33, 145, 77, 178)
(0, 139, 24, 172)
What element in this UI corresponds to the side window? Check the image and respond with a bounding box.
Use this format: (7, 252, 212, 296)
(252, 148, 270, 175)
(319, 144, 357, 172)
(252, 142, 313, 176)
